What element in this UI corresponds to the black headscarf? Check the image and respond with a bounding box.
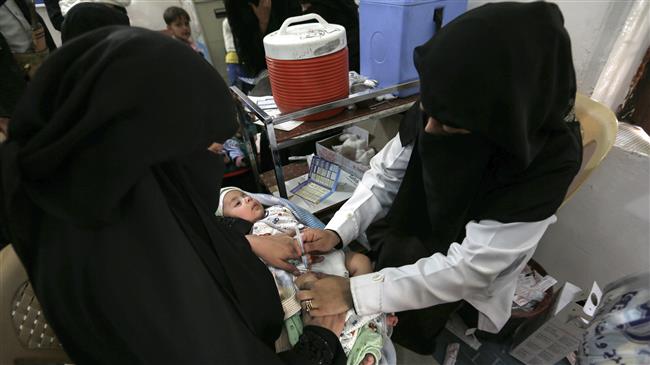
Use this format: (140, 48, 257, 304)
(372, 2, 583, 353)
(60, 2, 130, 43)
(0, 27, 343, 364)
(300, 0, 359, 72)
(225, 0, 301, 76)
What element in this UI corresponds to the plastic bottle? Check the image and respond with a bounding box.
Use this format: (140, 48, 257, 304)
(578, 272, 650, 364)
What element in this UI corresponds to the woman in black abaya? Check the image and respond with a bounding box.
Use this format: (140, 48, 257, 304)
(0, 27, 345, 364)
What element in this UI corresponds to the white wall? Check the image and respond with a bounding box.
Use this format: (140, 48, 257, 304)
(591, 1, 650, 111)
(533, 147, 650, 290)
(468, 0, 636, 96)
(192, 0, 227, 79)
(37, 0, 226, 76)
(128, 0, 215, 61)
(115, 0, 228, 77)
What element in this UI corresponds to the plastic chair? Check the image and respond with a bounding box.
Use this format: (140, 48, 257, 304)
(563, 93, 619, 204)
(0, 245, 69, 365)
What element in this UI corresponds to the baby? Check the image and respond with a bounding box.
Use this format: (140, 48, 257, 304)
(216, 187, 395, 365)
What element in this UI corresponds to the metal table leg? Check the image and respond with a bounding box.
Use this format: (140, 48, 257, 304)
(266, 121, 288, 198)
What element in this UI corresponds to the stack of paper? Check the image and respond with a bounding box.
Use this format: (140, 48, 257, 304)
(247, 96, 304, 132)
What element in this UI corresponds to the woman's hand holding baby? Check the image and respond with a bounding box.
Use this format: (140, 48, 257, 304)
(301, 228, 341, 254)
(303, 311, 347, 337)
(247, 234, 302, 274)
(295, 272, 353, 317)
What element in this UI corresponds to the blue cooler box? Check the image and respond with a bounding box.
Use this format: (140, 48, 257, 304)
(359, 0, 467, 97)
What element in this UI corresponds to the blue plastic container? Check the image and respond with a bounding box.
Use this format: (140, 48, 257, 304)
(359, 0, 467, 97)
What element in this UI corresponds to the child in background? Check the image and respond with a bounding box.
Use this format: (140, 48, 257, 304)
(163, 6, 200, 53)
(208, 137, 248, 172)
(222, 18, 244, 87)
(223, 138, 247, 168)
(216, 187, 398, 365)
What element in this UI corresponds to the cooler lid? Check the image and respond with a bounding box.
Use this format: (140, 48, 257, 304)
(263, 14, 347, 60)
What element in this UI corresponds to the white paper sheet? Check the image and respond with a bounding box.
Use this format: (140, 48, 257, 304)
(246, 96, 304, 132)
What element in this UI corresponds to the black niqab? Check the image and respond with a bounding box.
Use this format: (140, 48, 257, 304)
(0, 27, 299, 364)
(60, 3, 130, 43)
(372, 2, 583, 353)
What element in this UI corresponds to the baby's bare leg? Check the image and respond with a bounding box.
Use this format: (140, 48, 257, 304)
(345, 251, 373, 277)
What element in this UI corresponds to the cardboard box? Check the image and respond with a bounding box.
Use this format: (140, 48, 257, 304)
(316, 126, 371, 179)
(509, 282, 602, 365)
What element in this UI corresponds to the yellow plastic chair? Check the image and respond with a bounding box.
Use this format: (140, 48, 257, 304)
(563, 93, 619, 204)
(0, 245, 70, 365)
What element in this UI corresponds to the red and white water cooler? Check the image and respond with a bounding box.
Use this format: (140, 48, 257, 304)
(263, 14, 349, 121)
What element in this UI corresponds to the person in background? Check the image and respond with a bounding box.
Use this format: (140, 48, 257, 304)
(224, 0, 301, 79)
(209, 137, 248, 172)
(295, 2, 583, 355)
(0, 0, 56, 72)
(0, 0, 56, 141)
(0, 26, 347, 365)
(163, 6, 201, 53)
(222, 18, 246, 88)
(299, 0, 359, 72)
(223, 137, 247, 169)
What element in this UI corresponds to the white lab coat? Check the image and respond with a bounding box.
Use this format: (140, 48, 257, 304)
(325, 134, 556, 333)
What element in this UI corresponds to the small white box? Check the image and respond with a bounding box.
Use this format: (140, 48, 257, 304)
(316, 126, 371, 179)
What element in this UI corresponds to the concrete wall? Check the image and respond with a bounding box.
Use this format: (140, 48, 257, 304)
(533, 146, 650, 290)
(191, 0, 227, 79)
(468, 0, 636, 96)
(37, 0, 227, 78)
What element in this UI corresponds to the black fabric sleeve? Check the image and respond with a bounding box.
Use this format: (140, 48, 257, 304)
(43, 0, 64, 31)
(215, 216, 253, 235)
(278, 326, 346, 365)
(0, 33, 27, 118)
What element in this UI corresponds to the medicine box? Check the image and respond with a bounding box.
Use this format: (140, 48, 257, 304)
(316, 126, 370, 179)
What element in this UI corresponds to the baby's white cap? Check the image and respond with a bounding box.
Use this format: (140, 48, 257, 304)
(215, 186, 245, 217)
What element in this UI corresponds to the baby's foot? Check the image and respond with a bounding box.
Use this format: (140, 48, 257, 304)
(386, 313, 398, 327)
(360, 353, 375, 365)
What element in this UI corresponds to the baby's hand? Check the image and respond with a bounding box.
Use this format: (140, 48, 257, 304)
(386, 313, 398, 327)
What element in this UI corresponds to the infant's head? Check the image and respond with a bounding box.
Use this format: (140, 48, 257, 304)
(216, 187, 265, 222)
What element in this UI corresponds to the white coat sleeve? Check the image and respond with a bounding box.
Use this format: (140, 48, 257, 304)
(349, 217, 557, 325)
(325, 134, 412, 245)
